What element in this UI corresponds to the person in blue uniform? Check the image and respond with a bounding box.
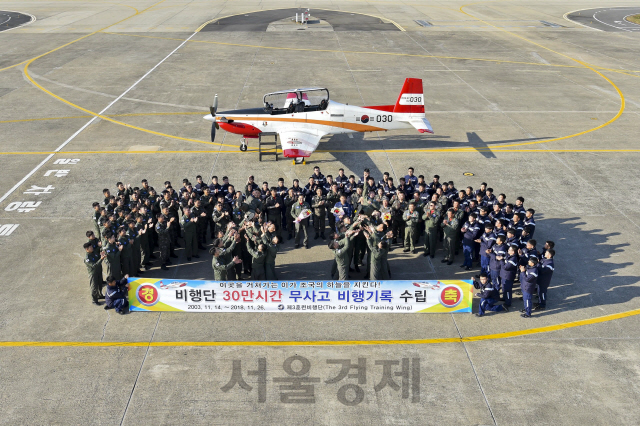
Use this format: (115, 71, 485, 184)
(473, 273, 508, 317)
(499, 245, 519, 308)
(104, 274, 129, 315)
(461, 213, 483, 270)
(478, 223, 495, 274)
(519, 258, 539, 318)
(536, 249, 555, 310)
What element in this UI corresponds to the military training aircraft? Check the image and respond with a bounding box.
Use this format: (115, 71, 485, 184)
(204, 78, 433, 164)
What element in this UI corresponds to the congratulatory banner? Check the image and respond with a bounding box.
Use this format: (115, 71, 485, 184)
(128, 279, 473, 313)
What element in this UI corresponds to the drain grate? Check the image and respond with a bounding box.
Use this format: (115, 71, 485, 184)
(540, 20, 562, 28)
(415, 20, 432, 27)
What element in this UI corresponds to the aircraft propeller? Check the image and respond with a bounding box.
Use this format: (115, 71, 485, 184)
(209, 94, 219, 141)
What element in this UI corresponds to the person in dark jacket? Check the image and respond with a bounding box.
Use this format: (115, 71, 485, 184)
(499, 245, 519, 308)
(461, 213, 483, 270)
(487, 235, 506, 292)
(104, 274, 129, 315)
(478, 224, 495, 274)
(473, 273, 507, 317)
(535, 249, 555, 310)
(519, 258, 539, 318)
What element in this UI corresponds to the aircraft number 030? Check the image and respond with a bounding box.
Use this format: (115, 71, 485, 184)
(376, 115, 393, 123)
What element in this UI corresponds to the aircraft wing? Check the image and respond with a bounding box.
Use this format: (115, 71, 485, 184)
(279, 129, 326, 158)
(400, 117, 434, 134)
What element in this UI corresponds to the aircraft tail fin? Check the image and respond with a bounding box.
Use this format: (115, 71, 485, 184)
(393, 78, 425, 115)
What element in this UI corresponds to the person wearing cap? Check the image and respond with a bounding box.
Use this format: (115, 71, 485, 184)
(311, 187, 327, 240)
(422, 201, 441, 258)
(519, 257, 539, 317)
(291, 194, 311, 249)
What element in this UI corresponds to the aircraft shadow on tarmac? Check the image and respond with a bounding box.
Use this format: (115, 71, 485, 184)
(319, 131, 551, 163)
(139, 215, 639, 317)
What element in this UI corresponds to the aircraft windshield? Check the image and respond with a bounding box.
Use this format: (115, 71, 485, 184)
(263, 88, 329, 114)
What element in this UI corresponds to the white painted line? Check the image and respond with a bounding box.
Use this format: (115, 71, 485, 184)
(0, 10, 36, 33)
(563, 10, 603, 31)
(593, 10, 633, 32)
(0, 15, 12, 26)
(0, 30, 199, 205)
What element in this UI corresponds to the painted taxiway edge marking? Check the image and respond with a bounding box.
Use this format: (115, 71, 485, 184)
(562, 10, 604, 32)
(1, 307, 639, 347)
(2, 149, 640, 156)
(0, 9, 36, 33)
(195, 7, 405, 32)
(458, 1, 625, 149)
(1, 21, 198, 205)
(0, 1, 157, 73)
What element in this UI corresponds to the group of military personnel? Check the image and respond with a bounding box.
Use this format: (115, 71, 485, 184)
(82, 165, 555, 312)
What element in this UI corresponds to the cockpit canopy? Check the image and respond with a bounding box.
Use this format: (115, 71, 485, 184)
(263, 88, 329, 114)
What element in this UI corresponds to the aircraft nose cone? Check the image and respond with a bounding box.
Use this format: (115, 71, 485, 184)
(204, 114, 214, 122)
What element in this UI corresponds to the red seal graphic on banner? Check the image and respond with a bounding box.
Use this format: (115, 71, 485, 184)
(439, 285, 462, 308)
(136, 284, 159, 306)
(361, 115, 369, 123)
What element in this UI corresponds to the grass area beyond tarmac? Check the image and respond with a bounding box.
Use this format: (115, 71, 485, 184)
(626, 14, 640, 25)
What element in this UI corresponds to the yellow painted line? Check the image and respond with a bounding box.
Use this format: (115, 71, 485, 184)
(0, 2, 147, 73)
(1, 307, 639, 347)
(0, 111, 204, 124)
(104, 31, 640, 75)
(17, 2, 628, 153)
(105, 31, 584, 70)
(195, 7, 404, 32)
(457, 1, 625, 149)
(2, 149, 640, 156)
(22, 63, 236, 148)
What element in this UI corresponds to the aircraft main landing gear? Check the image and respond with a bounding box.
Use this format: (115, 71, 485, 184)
(293, 157, 305, 165)
(240, 138, 248, 152)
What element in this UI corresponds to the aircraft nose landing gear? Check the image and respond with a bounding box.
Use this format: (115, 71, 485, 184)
(240, 138, 248, 152)
(293, 157, 305, 165)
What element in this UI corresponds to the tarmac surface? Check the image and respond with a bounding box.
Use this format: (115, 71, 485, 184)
(565, 7, 640, 32)
(0, 10, 34, 32)
(0, 0, 640, 424)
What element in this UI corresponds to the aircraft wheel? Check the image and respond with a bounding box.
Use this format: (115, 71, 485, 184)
(240, 138, 247, 152)
(294, 157, 305, 165)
